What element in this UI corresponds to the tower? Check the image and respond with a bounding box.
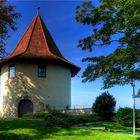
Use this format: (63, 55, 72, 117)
(0, 15, 80, 118)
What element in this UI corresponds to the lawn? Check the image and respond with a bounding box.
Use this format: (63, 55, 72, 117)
(79, 122, 140, 133)
(0, 119, 140, 140)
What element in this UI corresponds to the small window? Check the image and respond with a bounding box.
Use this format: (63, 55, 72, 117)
(9, 64, 15, 78)
(38, 65, 46, 77)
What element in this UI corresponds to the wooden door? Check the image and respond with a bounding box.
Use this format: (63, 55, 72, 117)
(18, 99, 33, 117)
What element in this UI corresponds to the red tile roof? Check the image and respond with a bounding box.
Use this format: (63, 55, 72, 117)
(0, 16, 80, 76)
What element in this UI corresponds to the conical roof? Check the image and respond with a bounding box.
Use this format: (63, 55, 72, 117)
(0, 16, 80, 76)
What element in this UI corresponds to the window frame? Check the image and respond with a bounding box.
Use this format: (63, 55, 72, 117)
(8, 64, 15, 78)
(38, 64, 46, 78)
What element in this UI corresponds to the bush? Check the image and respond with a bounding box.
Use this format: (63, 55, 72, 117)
(23, 109, 97, 128)
(63, 114, 96, 125)
(114, 107, 140, 127)
(23, 111, 49, 119)
(44, 110, 96, 127)
(48, 109, 69, 118)
(45, 113, 70, 128)
(92, 91, 116, 121)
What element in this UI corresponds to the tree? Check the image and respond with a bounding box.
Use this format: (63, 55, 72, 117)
(81, 47, 140, 89)
(92, 91, 116, 121)
(114, 107, 140, 127)
(75, 0, 140, 87)
(76, 0, 139, 51)
(75, 0, 140, 135)
(0, 0, 20, 59)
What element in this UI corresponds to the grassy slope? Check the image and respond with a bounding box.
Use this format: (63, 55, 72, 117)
(0, 119, 140, 140)
(79, 122, 140, 133)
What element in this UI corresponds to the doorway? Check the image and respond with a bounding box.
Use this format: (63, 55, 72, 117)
(18, 99, 33, 117)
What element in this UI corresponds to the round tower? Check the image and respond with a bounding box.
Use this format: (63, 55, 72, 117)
(0, 15, 80, 118)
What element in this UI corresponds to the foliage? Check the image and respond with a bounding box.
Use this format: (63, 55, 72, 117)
(23, 109, 96, 127)
(0, 119, 140, 140)
(75, 0, 140, 89)
(44, 109, 71, 128)
(115, 107, 133, 127)
(44, 113, 70, 128)
(76, 0, 139, 50)
(0, 0, 21, 59)
(92, 92, 116, 121)
(82, 45, 140, 89)
(115, 107, 140, 127)
(61, 113, 96, 126)
(23, 111, 49, 119)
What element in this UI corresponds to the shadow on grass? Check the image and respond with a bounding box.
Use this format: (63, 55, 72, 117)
(0, 133, 37, 140)
(0, 119, 92, 139)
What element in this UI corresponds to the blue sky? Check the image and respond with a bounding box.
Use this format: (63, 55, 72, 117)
(7, 0, 140, 109)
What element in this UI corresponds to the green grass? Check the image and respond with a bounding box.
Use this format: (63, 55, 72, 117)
(0, 119, 140, 140)
(79, 122, 140, 133)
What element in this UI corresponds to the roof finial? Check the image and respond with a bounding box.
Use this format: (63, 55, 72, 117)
(37, 7, 40, 16)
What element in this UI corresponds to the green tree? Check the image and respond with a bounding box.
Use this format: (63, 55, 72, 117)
(75, 0, 140, 135)
(115, 107, 140, 127)
(75, 0, 140, 88)
(0, 0, 21, 59)
(92, 91, 116, 121)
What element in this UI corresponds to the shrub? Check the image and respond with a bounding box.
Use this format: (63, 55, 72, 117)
(23, 109, 97, 128)
(23, 111, 49, 119)
(44, 110, 70, 128)
(48, 109, 69, 118)
(23, 109, 97, 127)
(63, 114, 96, 125)
(92, 91, 116, 121)
(45, 113, 70, 128)
(114, 107, 140, 127)
(44, 110, 96, 127)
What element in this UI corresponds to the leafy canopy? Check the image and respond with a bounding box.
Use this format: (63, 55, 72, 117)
(75, 0, 140, 89)
(0, 0, 21, 59)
